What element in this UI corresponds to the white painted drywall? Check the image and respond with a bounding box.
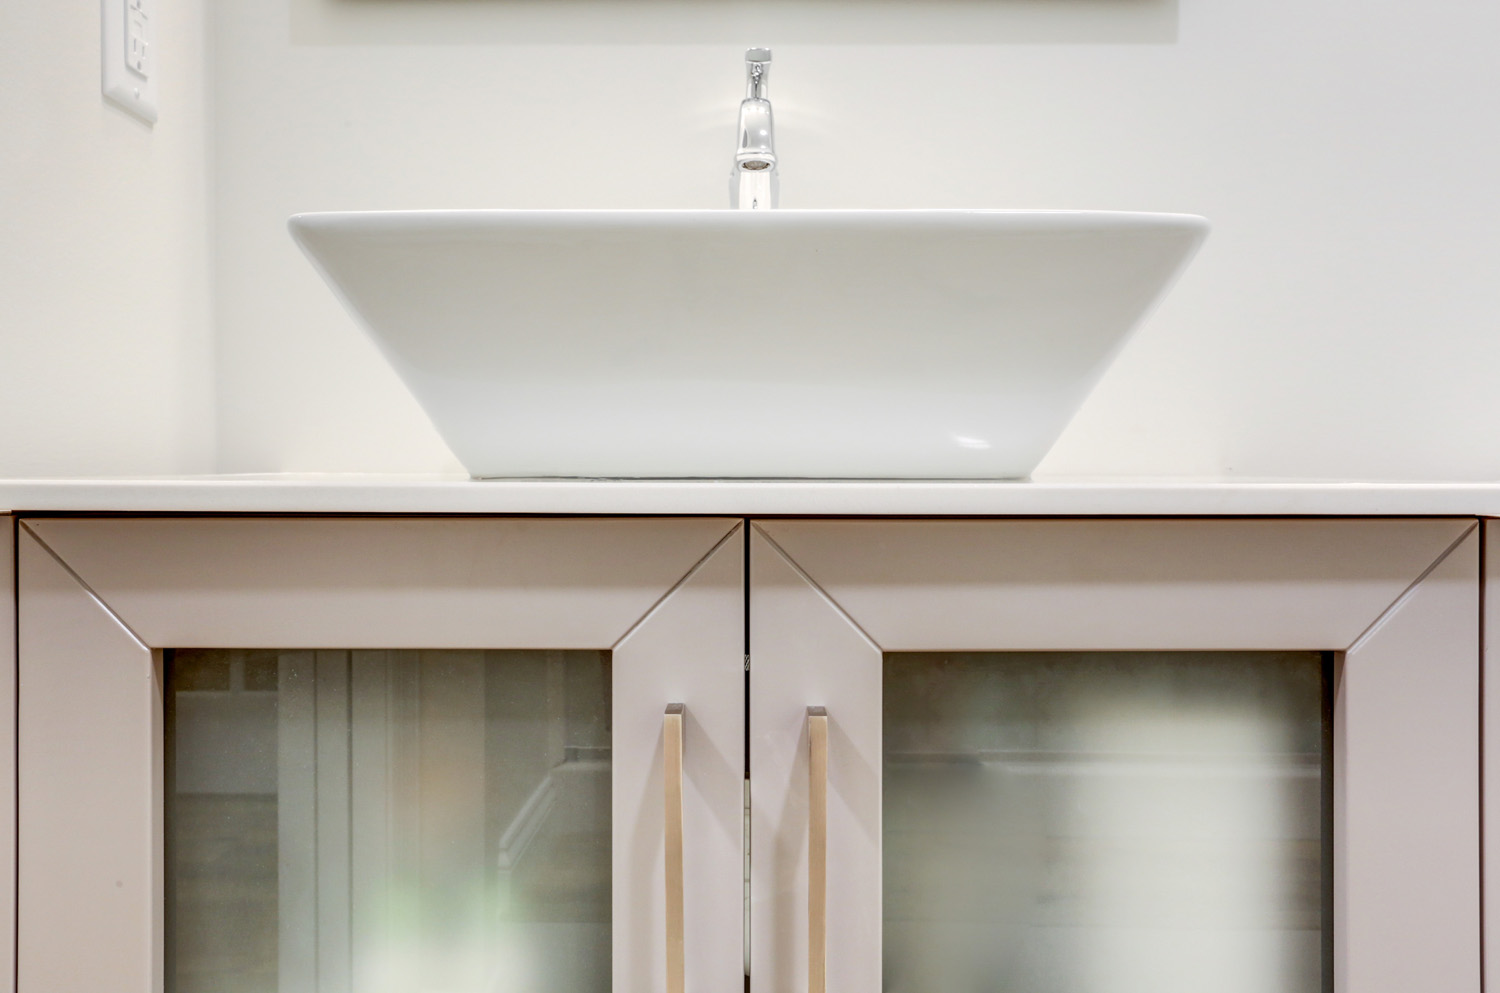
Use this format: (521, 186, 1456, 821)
(0, 1, 215, 477)
(210, 0, 1500, 479)
(9, 0, 1494, 480)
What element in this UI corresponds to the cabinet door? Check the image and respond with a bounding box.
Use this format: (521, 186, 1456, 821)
(17, 516, 745, 993)
(750, 519, 1479, 993)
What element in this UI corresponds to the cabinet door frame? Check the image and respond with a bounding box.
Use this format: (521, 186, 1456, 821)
(16, 515, 746, 993)
(0, 517, 13, 993)
(749, 517, 1480, 993)
(1484, 519, 1499, 983)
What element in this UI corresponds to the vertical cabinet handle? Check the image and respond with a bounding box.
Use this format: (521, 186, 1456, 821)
(664, 704, 686, 993)
(807, 706, 829, 993)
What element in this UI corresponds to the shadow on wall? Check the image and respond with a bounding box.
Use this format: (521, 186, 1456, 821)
(290, 0, 1177, 45)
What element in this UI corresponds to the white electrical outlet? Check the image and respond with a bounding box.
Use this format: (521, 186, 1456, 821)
(102, 0, 158, 123)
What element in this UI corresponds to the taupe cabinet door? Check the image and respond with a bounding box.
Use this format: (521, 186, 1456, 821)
(749, 519, 1480, 993)
(16, 517, 746, 993)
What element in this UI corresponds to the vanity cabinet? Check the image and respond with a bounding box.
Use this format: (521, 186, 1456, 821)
(5, 513, 1488, 993)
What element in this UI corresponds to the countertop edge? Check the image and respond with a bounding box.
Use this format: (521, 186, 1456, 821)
(3, 478, 1500, 517)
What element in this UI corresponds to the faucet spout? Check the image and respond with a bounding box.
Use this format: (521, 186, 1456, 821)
(731, 48, 778, 210)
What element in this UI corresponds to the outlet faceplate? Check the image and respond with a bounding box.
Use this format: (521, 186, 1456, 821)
(102, 0, 158, 123)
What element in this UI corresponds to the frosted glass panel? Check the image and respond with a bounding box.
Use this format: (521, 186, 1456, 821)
(166, 649, 611, 993)
(883, 652, 1329, 993)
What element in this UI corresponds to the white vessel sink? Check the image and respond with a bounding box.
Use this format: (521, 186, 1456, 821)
(290, 209, 1207, 479)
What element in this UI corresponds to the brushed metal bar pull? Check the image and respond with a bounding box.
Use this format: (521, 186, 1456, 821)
(665, 704, 686, 993)
(807, 706, 828, 993)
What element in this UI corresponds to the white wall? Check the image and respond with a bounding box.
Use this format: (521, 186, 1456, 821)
(9, 5, 1494, 481)
(210, 0, 1500, 479)
(0, 0, 215, 477)
(2, 1, 1497, 480)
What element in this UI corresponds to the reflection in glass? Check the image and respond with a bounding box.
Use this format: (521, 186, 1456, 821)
(884, 652, 1330, 993)
(166, 649, 612, 993)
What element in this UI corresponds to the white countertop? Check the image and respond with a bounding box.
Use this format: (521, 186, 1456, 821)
(2, 475, 1499, 517)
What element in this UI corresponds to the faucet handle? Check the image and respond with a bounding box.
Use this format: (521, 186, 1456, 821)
(745, 47, 771, 99)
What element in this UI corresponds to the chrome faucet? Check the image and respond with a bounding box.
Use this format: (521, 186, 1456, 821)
(731, 48, 778, 210)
